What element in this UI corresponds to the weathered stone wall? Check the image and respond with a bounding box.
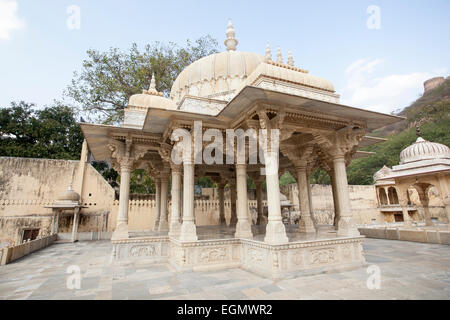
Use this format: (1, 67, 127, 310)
(280, 183, 383, 225)
(108, 199, 263, 232)
(0, 157, 115, 246)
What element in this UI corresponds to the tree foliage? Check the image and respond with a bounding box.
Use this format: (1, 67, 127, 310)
(347, 79, 450, 185)
(67, 36, 219, 124)
(0, 101, 83, 159)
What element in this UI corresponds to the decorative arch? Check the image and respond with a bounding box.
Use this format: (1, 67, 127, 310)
(388, 187, 399, 205)
(378, 188, 388, 205)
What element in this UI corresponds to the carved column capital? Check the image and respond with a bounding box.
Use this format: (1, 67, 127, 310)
(281, 144, 314, 171)
(108, 139, 149, 172)
(313, 126, 365, 162)
(170, 163, 183, 176)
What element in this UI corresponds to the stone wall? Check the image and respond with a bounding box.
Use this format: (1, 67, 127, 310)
(0, 234, 57, 265)
(0, 157, 115, 246)
(109, 199, 264, 232)
(280, 183, 382, 225)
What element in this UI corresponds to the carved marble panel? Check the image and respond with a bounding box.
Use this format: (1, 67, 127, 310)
(198, 247, 228, 263)
(310, 248, 336, 265)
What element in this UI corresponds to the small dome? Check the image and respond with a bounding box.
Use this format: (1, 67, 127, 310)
(400, 137, 450, 164)
(373, 165, 392, 181)
(57, 185, 80, 203)
(128, 74, 176, 110)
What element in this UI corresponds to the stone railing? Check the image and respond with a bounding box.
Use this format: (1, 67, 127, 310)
(0, 234, 57, 265)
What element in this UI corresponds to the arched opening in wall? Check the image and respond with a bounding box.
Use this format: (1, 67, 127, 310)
(378, 188, 388, 205)
(407, 186, 420, 221)
(388, 187, 399, 205)
(426, 185, 445, 223)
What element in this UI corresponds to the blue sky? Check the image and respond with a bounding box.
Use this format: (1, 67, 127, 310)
(0, 0, 449, 114)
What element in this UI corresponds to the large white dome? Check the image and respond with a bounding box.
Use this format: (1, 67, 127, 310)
(399, 137, 450, 164)
(170, 51, 264, 103)
(170, 20, 337, 106)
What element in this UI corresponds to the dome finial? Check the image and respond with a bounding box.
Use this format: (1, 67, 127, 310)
(276, 46, 283, 64)
(265, 44, 272, 61)
(149, 72, 157, 92)
(144, 72, 162, 96)
(288, 50, 294, 66)
(224, 19, 238, 51)
(416, 125, 422, 138)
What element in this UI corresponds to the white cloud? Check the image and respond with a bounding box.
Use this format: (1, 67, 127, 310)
(340, 58, 445, 114)
(0, 0, 25, 40)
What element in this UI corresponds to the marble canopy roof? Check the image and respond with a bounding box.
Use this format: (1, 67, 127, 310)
(79, 84, 404, 168)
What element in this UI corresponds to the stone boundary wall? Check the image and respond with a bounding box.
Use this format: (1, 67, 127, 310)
(57, 231, 112, 241)
(0, 157, 115, 245)
(109, 199, 267, 232)
(359, 227, 450, 245)
(0, 234, 57, 265)
(280, 183, 382, 225)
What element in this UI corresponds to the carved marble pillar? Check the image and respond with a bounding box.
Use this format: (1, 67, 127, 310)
(55, 210, 60, 234)
(229, 182, 237, 226)
(153, 178, 161, 231)
(395, 184, 412, 226)
(71, 207, 80, 242)
(169, 165, 182, 237)
(436, 174, 450, 228)
(179, 178, 183, 224)
(218, 182, 226, 225)
(256, 180, 264, 225)
(109, 139, 147, 240)
(417, 188, 433, 226)
(51, 212, 56, 234)
(179, 158, 197, 242)
(158, 176, 169, 232)
(330, 170, 340, 227)
(264, 151, 288, 244)
(314, 126, 365, 236)
(295, 162, 316, 233)
(306, 170, 317, 228)
(114, 160, 132, 239)
(332, 155, 359, 236)
(235, 164, 253, 239)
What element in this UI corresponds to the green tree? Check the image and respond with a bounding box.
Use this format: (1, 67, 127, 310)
(67, 36, 219, 124)
(0, 101, 83, 159)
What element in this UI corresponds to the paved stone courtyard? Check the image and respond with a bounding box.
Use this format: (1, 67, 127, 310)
(0, 238, 449, 300)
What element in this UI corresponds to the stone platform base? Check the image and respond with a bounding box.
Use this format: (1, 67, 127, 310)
(111, 230, 366, 279)
(358, 225, 450, 245)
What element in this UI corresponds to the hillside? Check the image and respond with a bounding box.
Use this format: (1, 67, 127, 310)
(346, 77, 450, 185)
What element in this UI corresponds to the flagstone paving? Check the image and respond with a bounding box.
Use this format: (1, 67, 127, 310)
(0, 238, 449, 300)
